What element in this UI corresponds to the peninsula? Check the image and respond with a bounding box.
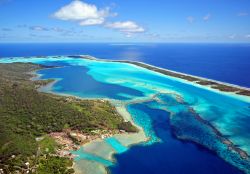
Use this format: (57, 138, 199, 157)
(0, 62, 137, 174)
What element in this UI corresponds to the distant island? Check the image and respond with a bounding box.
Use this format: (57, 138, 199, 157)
(77, 55, 250, 97)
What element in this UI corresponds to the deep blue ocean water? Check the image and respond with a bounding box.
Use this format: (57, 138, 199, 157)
(0, 43, 250, 87)
(110, 102, 242, 174)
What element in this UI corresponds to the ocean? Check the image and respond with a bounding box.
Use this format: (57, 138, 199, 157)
(0, 44, 250, 174)
(0, 43, 250, 87)
(110, 102, 242, 174)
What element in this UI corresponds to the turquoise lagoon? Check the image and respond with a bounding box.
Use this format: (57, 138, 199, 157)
(1, 56, 250, 174)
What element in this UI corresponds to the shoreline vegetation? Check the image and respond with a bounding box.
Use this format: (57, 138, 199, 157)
(119, 61, 250, 96)
(0, 63, 138, 174)
(75, 55, 250, 97)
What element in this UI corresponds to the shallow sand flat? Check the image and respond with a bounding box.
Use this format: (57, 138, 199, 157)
(113, 104, 148, 146)
(115, 105, 133, 122)
(74, 159, 108, 174)
(73, 104, 148, 174)
(113, 130, 147, 147)
(74, 132, 147, 174)
(83, 139, 116, 161)
(37, 78, 61, 92)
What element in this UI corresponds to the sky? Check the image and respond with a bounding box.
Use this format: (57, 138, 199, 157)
(0, 0, 250, 43)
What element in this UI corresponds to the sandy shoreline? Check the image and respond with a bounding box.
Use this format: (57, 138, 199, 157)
(72, 103, 148, 174)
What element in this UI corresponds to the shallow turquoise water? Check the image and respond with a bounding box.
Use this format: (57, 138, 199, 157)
(1, 56, 250, 173)
(72, 147, 113, 167)
(105, 138, 128, 153)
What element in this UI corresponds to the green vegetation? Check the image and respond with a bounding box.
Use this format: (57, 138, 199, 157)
(37, 156, 74, 174)
(118, 121, 138, 133)
(39, 136, 59, 154)
(0, 63, 137, 173)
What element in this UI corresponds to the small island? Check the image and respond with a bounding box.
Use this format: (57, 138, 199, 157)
(117, 60, 250, 96)
(0, 63, 137, 174)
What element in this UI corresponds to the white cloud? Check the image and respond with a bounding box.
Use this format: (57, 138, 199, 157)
(246, 34, 250, 38)
(53, 0, 111, 26)
(187, 16, 195, 23)
(53, 1, 145, 37)
(106, 21, 145, 33)
(238, 12, 248, 17)
(79, 18, 104, 26)
(203, 13, 211, 21)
